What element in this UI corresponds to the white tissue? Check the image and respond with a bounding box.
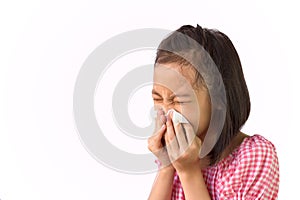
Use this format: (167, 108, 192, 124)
(166, 109, 189, 125)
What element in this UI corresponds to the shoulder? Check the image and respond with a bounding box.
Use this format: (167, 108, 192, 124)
(218, 134, 280, 199)
(217, 134, 279, 170)
(240, 134, 276, 151)
(238, 135, 276, 155)
(237, 134, 278, 164)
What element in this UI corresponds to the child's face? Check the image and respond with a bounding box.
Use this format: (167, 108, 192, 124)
(152, 63, 211, 140)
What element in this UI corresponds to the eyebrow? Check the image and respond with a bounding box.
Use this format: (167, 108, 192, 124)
(152, 89, 191, 98)
(152, 90, 162, 97)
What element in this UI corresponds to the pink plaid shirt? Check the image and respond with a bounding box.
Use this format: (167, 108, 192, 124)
(171, 134, 279, 200)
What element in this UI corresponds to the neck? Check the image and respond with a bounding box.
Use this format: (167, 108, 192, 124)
(219, 131, 248, 162)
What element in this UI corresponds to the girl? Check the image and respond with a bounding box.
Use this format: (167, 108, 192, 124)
(147, 25, 279, 200)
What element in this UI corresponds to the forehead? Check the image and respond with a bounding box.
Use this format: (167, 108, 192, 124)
(153, 63, 196, 94)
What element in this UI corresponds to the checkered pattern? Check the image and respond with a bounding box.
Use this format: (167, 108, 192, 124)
(171, 134, 280, 200)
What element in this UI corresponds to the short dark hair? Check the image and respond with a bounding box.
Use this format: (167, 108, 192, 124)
(155, 24, 251, 165)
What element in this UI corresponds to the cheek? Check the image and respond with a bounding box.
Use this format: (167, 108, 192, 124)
(181, 99, 211, 137)
(198, 106, 211, 135)
(197, 96, 212, 137)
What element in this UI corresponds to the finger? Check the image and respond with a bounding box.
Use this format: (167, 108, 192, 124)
(169, 110, 188, 151)
(173, 122, 188, 152)
(160, 114, 167, 124)
(155, 108, 162, 130)
(155, 108, 166, 131)
(165, 112, 178, 146)
(165, 112, 179, 160)
(149, 124, 166, 146)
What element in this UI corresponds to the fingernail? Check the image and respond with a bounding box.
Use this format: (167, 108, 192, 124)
(169, 110, 173, 118)
(161, 124, 166, 129)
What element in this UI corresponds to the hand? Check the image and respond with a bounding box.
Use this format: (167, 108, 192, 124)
(148, 109, 174, 170)
(164, 110, 202, 174)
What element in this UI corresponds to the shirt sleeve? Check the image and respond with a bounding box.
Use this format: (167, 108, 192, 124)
(218, 136, 280, 200)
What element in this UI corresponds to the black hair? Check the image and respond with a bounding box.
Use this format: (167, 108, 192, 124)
(155, 24, 251, 165)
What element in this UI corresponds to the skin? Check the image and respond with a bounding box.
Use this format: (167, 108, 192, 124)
(151, 63, 211, 142)
(148, 63, 248, 200)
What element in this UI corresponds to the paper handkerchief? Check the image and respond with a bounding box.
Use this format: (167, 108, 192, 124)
(166, 109, 189, 125)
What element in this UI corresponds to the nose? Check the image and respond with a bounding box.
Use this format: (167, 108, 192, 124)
(157, 101, 175, 115)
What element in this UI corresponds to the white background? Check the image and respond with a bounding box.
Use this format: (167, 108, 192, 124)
(1, 0, 299, 199)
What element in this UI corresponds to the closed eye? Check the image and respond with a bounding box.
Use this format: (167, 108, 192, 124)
(153, 98, 191, 104)
(174, 101, 190, 104)
(174, 101, 184, 104)
(153, 98, 163, 102)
